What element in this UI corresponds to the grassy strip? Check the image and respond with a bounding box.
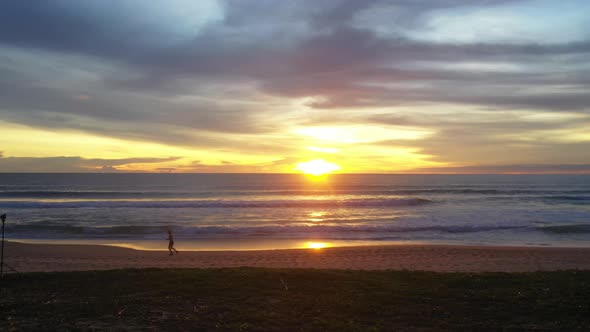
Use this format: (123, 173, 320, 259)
(1, 268, 589, 331)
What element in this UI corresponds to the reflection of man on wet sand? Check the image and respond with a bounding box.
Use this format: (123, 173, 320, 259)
(167, 227, 179, 256)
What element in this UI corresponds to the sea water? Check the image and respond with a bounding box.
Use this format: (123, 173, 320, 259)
(0, 173, 589, 250)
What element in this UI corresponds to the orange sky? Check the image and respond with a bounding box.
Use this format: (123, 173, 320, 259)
(1, 1, 589, 173)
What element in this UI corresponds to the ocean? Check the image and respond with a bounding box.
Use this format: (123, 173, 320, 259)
(0, 173, 589, 250)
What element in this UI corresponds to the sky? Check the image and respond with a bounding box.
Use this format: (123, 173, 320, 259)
(1, 0, 589, 173)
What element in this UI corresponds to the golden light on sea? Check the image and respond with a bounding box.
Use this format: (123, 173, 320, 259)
(305, 241, 330, 249)
(307, 211, 325, 222)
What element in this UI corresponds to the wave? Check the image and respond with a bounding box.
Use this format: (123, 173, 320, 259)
(2, 189, 590, 199)
(0, 191, 213, 199)
(5, 223, 529, 239)
(538, 224, 590, 234)
(542, 196, 590, 201)
(0, 197, 433, 209)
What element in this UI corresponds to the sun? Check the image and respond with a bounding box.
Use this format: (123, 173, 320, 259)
(295, 159, 341, 176)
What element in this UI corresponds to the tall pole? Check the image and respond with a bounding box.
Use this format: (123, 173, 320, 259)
(0, 214, 16, 276)
(1, 215, 5, 276)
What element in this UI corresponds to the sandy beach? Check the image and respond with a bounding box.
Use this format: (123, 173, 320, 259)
(4, 241, 590, 273)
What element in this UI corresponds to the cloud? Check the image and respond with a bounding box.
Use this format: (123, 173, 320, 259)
(411, 164, 590, 174)
(260, 31, 590, 110)
(75, 95, 91, 101)
(0, 58, 284, 147)
(0, 155, 180, 173)
(3, 1, 588, 85)
(361, 110, 590, 165)
(0, 1, 223, 59)
(171, 157, 300, 173)
(0, 1, 589, 172)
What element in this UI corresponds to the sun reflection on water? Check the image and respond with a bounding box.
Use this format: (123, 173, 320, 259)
(307, 211, 326, 222)
(304, 241, 330, 249)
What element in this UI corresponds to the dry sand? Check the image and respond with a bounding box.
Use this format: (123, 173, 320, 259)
(4, 241, 590, 273)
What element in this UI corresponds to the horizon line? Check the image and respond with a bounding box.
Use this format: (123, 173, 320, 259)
(1, 172, 589, 175)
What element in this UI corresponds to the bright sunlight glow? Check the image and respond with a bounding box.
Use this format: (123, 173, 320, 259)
(295, 159, 341, 176)
(305, 242, 330, 249)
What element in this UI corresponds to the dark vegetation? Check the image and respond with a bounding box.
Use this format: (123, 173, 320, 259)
(1, 268, 589, 331)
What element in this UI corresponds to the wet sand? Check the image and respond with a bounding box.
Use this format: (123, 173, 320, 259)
(4, 241, 590, 273)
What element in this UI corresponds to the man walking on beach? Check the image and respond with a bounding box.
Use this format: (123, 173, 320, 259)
(167, 227, 179, 256)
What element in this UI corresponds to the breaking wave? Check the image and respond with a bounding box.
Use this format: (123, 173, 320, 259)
(5, 223, 530, 240)
(538, 224, 590, 234)
(0, 197, 433, 209)
(2, 189, 590, 199)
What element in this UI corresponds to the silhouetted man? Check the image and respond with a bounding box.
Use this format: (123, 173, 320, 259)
(167, 227, 179, 256)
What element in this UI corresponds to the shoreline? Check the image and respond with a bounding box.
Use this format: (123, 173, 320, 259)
(5, 240, 590, 273)
(11, 236, 590, 252)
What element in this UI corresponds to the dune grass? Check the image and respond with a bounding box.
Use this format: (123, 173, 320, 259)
(1, 268, 589, 331)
